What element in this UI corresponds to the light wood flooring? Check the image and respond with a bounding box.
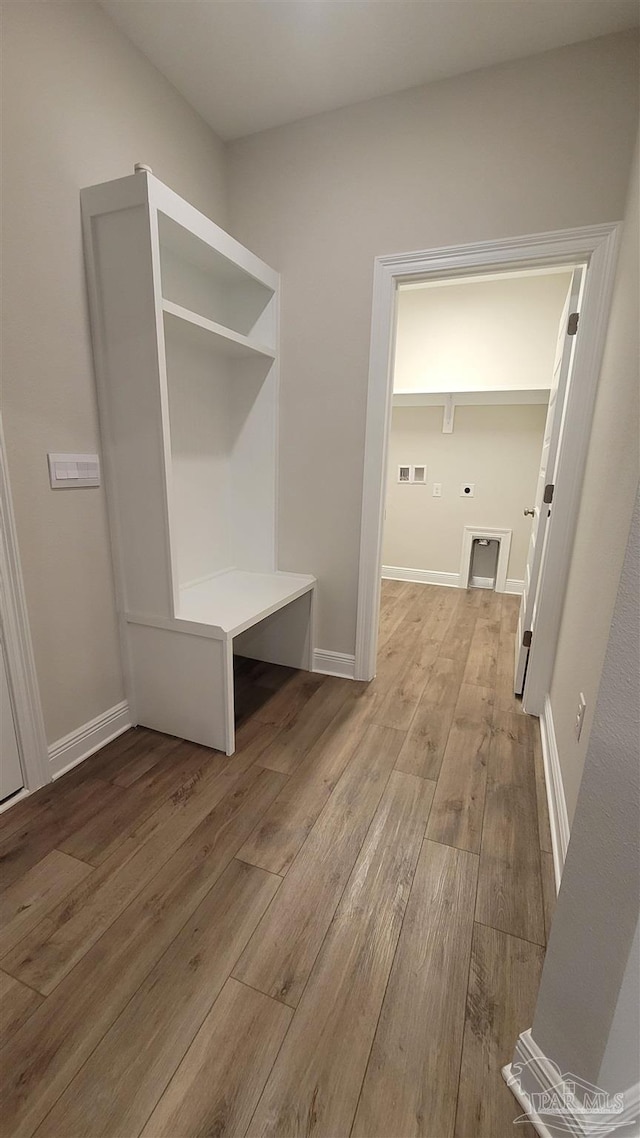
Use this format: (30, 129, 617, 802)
(0, 581, 555, 1137)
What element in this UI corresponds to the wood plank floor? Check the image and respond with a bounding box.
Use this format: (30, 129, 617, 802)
(0, 582, 553, 1138)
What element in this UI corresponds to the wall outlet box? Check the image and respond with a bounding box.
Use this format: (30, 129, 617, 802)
(48, 453, 100, 489)
(460, 483, 475, 497)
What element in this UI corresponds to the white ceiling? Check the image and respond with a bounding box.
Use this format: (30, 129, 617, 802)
(100, 1, 640, 141)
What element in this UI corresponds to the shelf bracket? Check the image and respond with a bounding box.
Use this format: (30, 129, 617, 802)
(442, 394, 455, 434)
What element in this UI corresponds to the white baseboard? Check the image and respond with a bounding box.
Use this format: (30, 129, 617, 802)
(503, 1029, 640, 1137)
(539, 695, 570, 891)
(313, 650, 356, 679)
(49, 700, 132, 779)
(382, 565, 524, 595)
(382, 565, 460, 588)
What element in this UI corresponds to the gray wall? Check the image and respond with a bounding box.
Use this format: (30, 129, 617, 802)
(1, 2, 227, 744)
(532, 487, 640, 1087)
(598, 918, 640, 1095)
(549, 130, 640, 822)
(383, 404, 546, 580)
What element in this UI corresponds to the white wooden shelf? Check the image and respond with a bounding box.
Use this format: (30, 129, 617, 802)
(157, 209, 277, 298)
(176, 570, 316, 639)
(393, 388, 550, 407)
(162, 300, 276, 361)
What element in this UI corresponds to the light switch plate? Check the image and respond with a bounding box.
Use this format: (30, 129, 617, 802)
(48, 453, 100, 489)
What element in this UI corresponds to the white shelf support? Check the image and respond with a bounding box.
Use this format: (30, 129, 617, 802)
(442, 394, 455, 433)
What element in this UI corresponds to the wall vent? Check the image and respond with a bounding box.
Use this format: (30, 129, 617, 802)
(398, 465, 411, 483)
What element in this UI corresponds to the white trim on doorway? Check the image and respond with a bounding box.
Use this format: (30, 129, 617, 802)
(355, 223, 621, 704)
(0, 416, 49, 794)
(539, 695, 570, 891)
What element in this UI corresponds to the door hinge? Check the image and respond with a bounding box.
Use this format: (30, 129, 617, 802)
(567, 311, 580, 336)
(523, 630, 533, 648)
(543, 483, 554, 505)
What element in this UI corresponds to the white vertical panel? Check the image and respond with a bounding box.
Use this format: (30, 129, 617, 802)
(88, 203, 173, 616)
(164, 319, 234, 587)
(127, 623, 229, 752)
(229, 358, 277, 572)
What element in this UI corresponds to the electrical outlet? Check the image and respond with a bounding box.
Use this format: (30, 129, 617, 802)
(432, 483, 442, 497)
(575, 693, 587, 741)
(460, 483, 475, 497)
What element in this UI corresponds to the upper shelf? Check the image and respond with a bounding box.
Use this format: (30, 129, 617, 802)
(393, 388, 550, 406)
(162, 300, 276, 361)
(156, 201, 277, 296)
(158, 210, 276, 344)
(176, 570, 316, 639)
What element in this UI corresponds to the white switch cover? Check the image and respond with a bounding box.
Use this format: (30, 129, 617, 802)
(48, 453, 100, 489)
(432, 483, 442, 497)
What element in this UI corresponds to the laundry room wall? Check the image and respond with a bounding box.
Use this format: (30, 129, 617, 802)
(383, 403, 546, 586)
(1, 1, 228, 747)
(394, 272, 573, 393)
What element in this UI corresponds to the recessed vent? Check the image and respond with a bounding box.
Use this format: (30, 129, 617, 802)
(398, 465, 411, 483)
(412, 465, 426, 484)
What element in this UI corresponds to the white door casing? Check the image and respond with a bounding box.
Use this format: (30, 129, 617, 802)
(1, 636, 24, 801)
(0, 415, 49, 800)
(514, 267, 584, 694)
(355, 224, 621, 719)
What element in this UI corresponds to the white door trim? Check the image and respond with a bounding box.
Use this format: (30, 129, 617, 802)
(0, 415, 50, 792)
(355, 222, 621, 703)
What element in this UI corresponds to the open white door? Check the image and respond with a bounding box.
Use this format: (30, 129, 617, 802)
(515, 267, 584, 695)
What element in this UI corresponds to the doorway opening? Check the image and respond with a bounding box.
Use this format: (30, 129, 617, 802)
(355, 224, 620, 718)
(380, 263, 579, 700)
